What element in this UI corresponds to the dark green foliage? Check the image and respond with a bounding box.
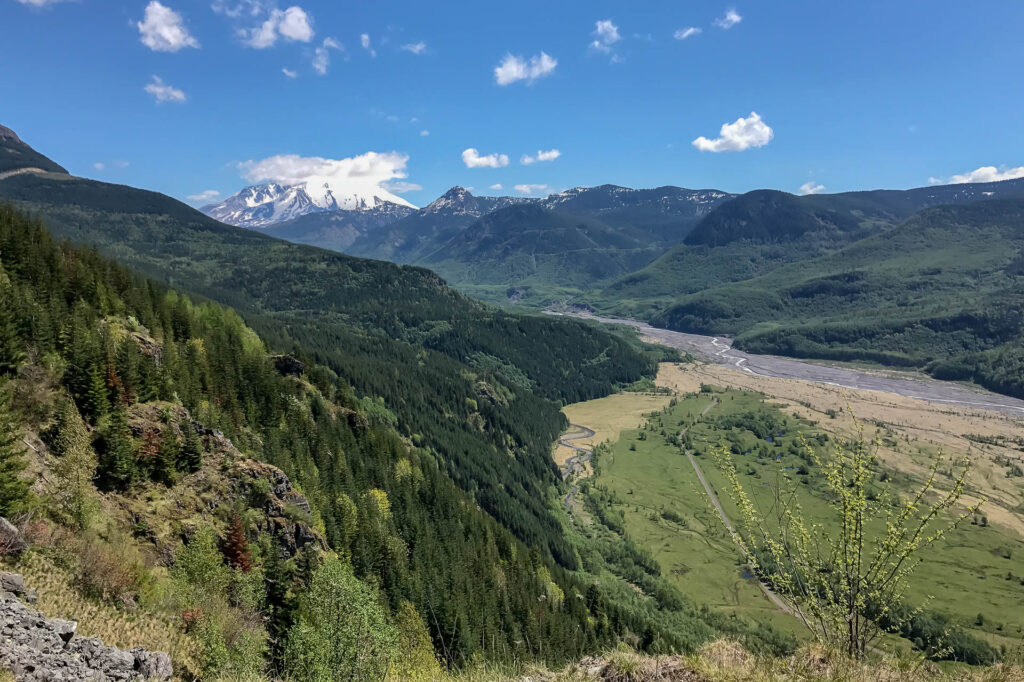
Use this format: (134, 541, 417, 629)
(0, 383, 30, 516)
(644, 199, 1024, 399)
(96, 406, 135, 491)
(0, 203, 743, 668)
(0, 172, 657, 568)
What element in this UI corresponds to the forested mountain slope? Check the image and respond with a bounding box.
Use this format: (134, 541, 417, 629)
(651, 199, 1024, 396)
(593, 179, 1024, 317)
(0, 204, 760, 679)
(418, 204, 664, 298)
(0, 130, 659, 575)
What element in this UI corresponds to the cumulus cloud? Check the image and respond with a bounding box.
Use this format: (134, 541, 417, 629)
(144, 75, 186, 103)
(245, 6, 313, 48)
(238, 151, 411, 201)
(797, 181, 825, 195)
(312, 37, 341, 75)
(401, 41, 428, 55)
(93, 162, 105, 171)
(137, 1, 199, 52)
(462, 148, 509, 169)
(714, 8, 742, 29)
(494, 52, 557, 85)
(674, 27, 701, 40)
(520, 149, 560, 165)
(420, 130, 430, 136)
(929, 165, 1024, 185)
(360, 33, 376, 57)
(514, 183, 550, 195)
(489, 183, 503, 190)
(590, 19, 621, 54)
(282, 67, 298, 78)
(692, 111, 772, 152)
(187, 189, 221, 204)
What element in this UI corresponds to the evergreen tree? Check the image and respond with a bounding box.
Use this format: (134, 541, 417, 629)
(48, 398, 98, 529)
(179, 424, 203, 474)
(152, 425, 180, 486)
(96, 406, 135, 491)
(0, 281, 24, 376)
(0, 383, 30, 516)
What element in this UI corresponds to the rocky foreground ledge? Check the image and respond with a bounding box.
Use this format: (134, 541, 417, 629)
(0, 571, 171, 681)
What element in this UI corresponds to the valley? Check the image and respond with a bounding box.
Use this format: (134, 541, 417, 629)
(556, 358, 1024, 660)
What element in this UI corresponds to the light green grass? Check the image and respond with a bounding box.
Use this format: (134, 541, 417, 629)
(588, 386, 1024, 648)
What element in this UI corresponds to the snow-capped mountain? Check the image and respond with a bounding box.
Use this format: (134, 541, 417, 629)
(203, 182, 417, 229)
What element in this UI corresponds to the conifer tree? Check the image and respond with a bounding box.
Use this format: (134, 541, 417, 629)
(97, 406, 135, 491)
(0, 281, 24, 376)
(152, 425, 180, 486)
(0, 383, 30, 516)
(223, 513, 253, 573)
(49, 398, 98, 529)
(179, 424, 203, 474)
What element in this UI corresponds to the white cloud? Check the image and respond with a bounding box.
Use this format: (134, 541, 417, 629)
(420, 130, 430, 137)
(590, 19, 621, 54)
(797, 181, 825, 195)
(16, 0, 73, 7)
(489, 183, 503, 190)
(692, 111, 772, 152)
(383, 180, 422, 193)
(494, 52, 557, 85)
(187, 189, 221, 204)
(360, 33, 376, 57)
(674, 27, 701, 40)
(93, 162, 105, 171)
(238, 151, 411, 201)
(401, 41, 427, 55)
(714, 8, 742, 29)
(137, 1, 199, 52)
(930, 165, 1024, 185)
(520, 149, 561, 165)
(514, 183, 550, 195)
(312, 37, 341, 75)
(144, 75, 186, 103)
(462, 148, 509, 169)
(282, 67, 298, 78)
(211, 0, 262, 18)
(245, 6, 313, 48)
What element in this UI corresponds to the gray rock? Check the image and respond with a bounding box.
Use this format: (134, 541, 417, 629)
(0, 580, 172, 681)
(0, 571, 26, 595)
(132, 649, 173, 679)
(50, 618, 77, 643)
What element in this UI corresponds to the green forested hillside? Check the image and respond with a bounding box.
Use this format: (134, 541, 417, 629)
(592, 180, 1024, 318)
(0, 169, 665, 572)
(0, 204, 771, 679)
(421, 204, 663, 302)
(651, 199, 1024, 396)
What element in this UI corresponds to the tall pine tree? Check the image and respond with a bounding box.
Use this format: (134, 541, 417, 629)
(0, 382, 30, 516)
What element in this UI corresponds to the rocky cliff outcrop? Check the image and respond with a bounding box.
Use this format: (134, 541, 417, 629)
(0, 572, 172, 681)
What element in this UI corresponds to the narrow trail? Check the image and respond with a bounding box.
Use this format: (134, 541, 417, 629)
(681, 398, 793, 615)
(559, 424, 596, 510)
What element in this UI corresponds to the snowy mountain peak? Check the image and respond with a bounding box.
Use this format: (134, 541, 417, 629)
(203, 181, 417, 229)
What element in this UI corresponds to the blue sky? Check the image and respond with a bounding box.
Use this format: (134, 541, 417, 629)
(3, 0, 1024, 208)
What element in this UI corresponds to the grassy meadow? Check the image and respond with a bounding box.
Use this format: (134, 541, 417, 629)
(571, 380, 1024, 658)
